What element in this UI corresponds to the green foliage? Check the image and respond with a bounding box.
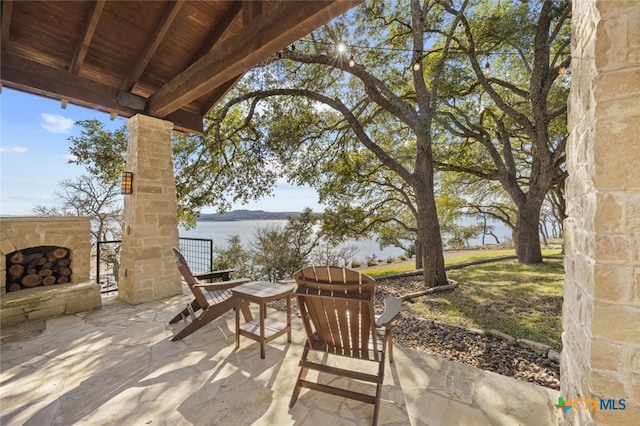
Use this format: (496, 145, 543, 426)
(250, 208, 321, 281)
(212, 235, 251, 278)
(67, 120, 127, 184)
(432, 0, 570, 262)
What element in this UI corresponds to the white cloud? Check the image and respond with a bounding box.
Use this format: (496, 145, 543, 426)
(41, 113, 74, 134)
(0, 146, 28, 153)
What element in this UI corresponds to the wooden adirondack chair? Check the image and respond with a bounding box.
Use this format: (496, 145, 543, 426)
(289, 266, 402, 426)
(169, 247, 253, 341)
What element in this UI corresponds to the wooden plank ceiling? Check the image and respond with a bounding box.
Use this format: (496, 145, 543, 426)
(1, 1, 361, 133)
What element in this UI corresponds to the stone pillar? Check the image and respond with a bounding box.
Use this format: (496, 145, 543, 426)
(118, 114, 182, 305)
(563, 1, 640, 424)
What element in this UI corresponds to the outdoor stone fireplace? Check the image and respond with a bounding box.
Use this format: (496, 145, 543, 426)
(0, 217, 102, 326)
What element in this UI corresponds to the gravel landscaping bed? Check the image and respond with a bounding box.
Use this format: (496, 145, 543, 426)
(375, 275, 560, 390)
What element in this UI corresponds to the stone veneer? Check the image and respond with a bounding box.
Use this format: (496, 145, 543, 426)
(0, 217, 101, 325)
(117, 114, 182, 304)
(563, 2, 640, 424)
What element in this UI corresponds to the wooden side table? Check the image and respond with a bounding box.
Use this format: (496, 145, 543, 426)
(232, 281, 293, 359)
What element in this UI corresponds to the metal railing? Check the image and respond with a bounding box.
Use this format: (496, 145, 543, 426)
(96, 237, 214, 294)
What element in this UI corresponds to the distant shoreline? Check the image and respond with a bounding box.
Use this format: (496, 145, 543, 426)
(197, 210, 301, 222)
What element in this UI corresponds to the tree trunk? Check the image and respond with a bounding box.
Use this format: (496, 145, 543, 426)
(414, 134, 448, 288)
(415, 239, 423, 269)
(516, 202, 543, 264)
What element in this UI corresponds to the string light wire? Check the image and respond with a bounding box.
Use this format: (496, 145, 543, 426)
(291, 38, 570, 73)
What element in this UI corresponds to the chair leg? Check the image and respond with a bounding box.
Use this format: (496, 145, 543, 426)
(289, 345, 311, 408)
(169, 299, 201, 324)
(171, 306, 223, 341)
(386, 326, 394, 363)
(372, 352, 386, 426)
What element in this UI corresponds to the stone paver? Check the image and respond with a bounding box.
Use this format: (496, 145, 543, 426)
(1, 290, 561, 425)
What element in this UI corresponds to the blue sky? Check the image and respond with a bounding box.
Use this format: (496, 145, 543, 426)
(0, 88, 321, 216)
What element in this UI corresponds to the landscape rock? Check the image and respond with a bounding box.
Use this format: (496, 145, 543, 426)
(548, 349, 561, 363)
(518, 338, 552, 354)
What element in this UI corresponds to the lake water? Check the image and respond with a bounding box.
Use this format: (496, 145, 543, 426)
(179, 220, 404, 262)
(179, 219, 511, 263)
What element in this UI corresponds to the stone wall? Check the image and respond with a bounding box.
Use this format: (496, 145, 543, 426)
(563, 1, 640, 424)
(0, 217, 92, 290)
(117, 114, 182, 304)
(0, 216, 101, 326)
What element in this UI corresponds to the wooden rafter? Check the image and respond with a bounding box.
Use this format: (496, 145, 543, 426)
(200, 73, 245, 116)
(242, 1, 263, 24)
(192, 2, 242, 62)
(2, 52, 201, 133)
(120, 0, 185, 92)
(0, 0, 362, 133)
(1, 0, 13, 52)
(69, 0, 105, 75)
(149, 1, 361, 117)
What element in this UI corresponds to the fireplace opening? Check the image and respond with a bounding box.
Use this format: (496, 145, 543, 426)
(6, 246, 73, 293)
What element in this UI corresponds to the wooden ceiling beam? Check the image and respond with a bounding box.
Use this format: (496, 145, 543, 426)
(1, 52, 202, 133)
(192, 2, 241, 62)
(242, 1, 263, 24)
(120, 0, 185, 92)
(199, 73, 244, 115)
(1, 1, 13, 52)
(149, 1, 362, 117)
(69, 0, 105, 75)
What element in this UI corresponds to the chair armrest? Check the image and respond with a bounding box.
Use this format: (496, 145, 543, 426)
(194, 268, 235, 281)
(375, 297, 402, 327)
(194, 278, 251, 291)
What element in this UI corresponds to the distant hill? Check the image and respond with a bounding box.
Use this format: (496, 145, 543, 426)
(197, 210, 301, 222)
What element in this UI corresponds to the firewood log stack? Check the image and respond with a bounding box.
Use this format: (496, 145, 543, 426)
(6, 247, 72, 292)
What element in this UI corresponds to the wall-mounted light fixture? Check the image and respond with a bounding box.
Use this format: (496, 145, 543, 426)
(120, 171, 133, 194)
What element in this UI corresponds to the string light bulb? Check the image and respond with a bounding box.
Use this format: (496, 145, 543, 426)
(483, 61, 491, 75)
(559, 65, 566, 75)
(413, 61, 421, 71)
(348, 56, 355, 67)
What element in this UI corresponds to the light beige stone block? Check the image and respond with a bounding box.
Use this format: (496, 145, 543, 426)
(66, 292, 102, 314)
(591, 339, 625, 372)
(594, 263, 633, 302)
(630, 372, 640, 402)
(592, 301, 640, 344)
(590, 370, 625, 399)
(593, 117, 640, 190)
(594, 192, 624, 232)
(592, 406, 640, 426)
(633, 349, 640, 374)
(594, 234, 634, 263)
(635, 268, 640, 302)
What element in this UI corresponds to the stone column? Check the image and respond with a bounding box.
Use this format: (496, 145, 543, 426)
(563, 1, 640, 424)
(118, 114, 182, 305)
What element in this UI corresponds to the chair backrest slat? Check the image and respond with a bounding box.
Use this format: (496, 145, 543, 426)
(173, 247, 209, 308)
(294, 266, 379, 360)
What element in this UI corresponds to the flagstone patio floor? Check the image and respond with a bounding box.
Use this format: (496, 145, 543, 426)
(1, 287, 561, 425)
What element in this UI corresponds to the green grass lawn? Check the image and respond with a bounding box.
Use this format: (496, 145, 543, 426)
(368, 251, 565, 351)
(364, 249, 561, 277)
